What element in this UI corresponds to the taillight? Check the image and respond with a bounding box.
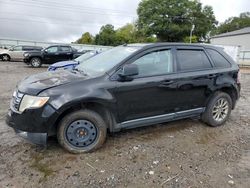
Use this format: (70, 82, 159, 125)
(237, 71, 241, 84)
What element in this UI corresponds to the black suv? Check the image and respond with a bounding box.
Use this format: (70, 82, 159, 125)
(6, 43, 241, 153)
(23, 45, 83, 67)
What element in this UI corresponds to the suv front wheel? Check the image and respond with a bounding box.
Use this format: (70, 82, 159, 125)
(202, 92, 232, 127)
(57, 109, 107, 154)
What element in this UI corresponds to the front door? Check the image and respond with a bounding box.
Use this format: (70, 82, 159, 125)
(111, 48, 177, 123)
(44, 46, 60, 64)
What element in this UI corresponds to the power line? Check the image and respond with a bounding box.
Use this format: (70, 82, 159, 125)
(0, 11, 128, 26)
(0, 0, 137, 18)
(28, 0, 133, 14)
(0, 17, 125, 28)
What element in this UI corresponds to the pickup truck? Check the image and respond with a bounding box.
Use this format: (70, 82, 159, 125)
(23, 45, 84, 67)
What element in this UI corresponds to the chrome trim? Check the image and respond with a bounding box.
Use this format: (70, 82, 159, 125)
(118, 108, 205, 129)
(121, 113, 175, 125)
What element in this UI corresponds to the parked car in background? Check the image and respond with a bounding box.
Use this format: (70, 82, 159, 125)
(23, 45, 84, 68)
(0, 45, 43, 61)
(6, 43, 241, 153)
(48, 50, 101, 71)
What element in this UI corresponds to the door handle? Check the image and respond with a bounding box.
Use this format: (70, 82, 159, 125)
(161, 80, 174, 84)
(207, 74, 217, 79)
(159, 80, 174, 87)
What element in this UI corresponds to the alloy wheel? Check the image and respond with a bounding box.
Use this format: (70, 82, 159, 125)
(212, 98, 229, 122)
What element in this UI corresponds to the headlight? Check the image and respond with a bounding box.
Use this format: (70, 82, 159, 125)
(19, 95, 49, 112)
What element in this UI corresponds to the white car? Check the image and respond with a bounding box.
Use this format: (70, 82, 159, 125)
(0, 45, 43, 61)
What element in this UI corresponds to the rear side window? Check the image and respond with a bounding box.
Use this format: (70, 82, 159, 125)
(60, 46, 71, 52)
(176, 49, 212, 72)
(206, 49, 231, 68)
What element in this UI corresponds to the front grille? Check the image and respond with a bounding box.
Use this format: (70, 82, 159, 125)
(11, 91, 24, 112)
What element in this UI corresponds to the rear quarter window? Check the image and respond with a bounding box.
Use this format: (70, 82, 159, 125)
(176, 49, 212, 72)
(206, 49, 231, 68)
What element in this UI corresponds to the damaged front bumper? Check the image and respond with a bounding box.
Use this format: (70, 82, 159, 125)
(6, 105, 58, 145)
(14, 129, 47, 145)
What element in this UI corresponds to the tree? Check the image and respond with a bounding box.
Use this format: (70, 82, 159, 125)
(94, 24, 117, 46)
(216, 12, 250, 34)
(115, 23, 157, 44)
(137, 0, 217, 42)
(76, 32, 93, 44)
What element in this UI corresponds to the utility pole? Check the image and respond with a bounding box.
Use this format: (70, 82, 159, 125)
(190, 24, 195, 43)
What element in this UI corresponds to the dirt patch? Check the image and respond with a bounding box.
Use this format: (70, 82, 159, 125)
(0, 61, 249, 188)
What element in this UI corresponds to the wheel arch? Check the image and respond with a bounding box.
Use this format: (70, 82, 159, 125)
(49, 101, 116, 136)
(1, 53, 11, 60)
(206, 86, 238, 110)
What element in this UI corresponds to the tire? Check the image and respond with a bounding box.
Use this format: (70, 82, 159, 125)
(57, 109, 107, 154)
(2, 54, 10, 61)
(202, 92, 232, 127)
(30, 57, 42, 68)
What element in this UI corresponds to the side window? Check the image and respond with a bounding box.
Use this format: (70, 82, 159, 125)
(176, 50, 212, 72)
(60, 46, 71, 52)
(132, 49, 173, 77)
(12, 46, 22, 51)
(46, 47, 58, 53)
(206, 49, 231, 68)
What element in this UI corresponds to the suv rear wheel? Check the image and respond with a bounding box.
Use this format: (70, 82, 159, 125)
(57, 109, 107, 154)
(202, 92, 232, 127)
(30, 57, 42, 68)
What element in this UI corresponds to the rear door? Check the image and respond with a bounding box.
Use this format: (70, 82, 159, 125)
(173, 46, 216, 115)
(9, 46, 23, 61)
(59, 46, 73, 61)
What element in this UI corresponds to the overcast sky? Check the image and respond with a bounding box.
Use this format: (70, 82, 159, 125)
(0, 0, 249, 43)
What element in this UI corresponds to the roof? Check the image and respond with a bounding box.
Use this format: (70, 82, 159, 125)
(211, 27, 250, 39)
(126, 42, 220, 50)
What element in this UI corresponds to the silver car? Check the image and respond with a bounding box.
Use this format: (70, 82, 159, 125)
(0, 45, 42, 61)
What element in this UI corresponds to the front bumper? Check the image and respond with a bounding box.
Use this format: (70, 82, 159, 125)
(23, 57, 30, 64)
(6, 104, 59, 144)
(14, 129, 47, 145)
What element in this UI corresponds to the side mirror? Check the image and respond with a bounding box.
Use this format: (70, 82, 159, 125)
(9, 48, 13, 51)
(118, 64, 139, 80)
(44, 49, 48, 53)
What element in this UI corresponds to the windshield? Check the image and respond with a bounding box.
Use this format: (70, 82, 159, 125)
(75, 46, 141, 76)
(75, 51, 97, 63)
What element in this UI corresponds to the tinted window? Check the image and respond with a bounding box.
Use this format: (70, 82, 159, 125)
(46, 46, 58, 53)
(132, 49, 173, 77)
(177, 50, 212, 71)
(206, 49, 231, 68)
(61, 46, 71, 52)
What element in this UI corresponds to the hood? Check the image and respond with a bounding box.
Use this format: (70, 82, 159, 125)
(49, 60, 79, 68)
(18, 70, 85, 95)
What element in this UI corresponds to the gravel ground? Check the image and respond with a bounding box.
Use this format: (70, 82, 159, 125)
(0, 61, 249, 188)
